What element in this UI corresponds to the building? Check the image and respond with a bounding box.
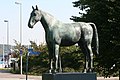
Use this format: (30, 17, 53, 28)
(0, 44, 15, 68)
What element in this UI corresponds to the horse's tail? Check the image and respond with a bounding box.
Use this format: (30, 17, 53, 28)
(89, 23, 99, 55)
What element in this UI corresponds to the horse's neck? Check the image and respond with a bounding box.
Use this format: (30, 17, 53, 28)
(40, 11, 58, 32)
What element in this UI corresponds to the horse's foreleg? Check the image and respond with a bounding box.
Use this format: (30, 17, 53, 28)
(54, 44, 59, 72)
(48, 45, 54, 73)
(49, 57, 53, 73)
(48, 50, 54, 73)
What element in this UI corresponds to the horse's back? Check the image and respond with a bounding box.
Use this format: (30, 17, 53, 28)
(53, 22, 82, 46)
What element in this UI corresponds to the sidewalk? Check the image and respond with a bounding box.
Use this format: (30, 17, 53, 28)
(0, 69, 119, 80)
(0, 69, 42, 80)
(97, 77, 119, 80)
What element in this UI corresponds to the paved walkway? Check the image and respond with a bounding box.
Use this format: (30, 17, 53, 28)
(0, 69, 42, 80)
(97, 77, 119, 80)
(0, 69, 119, 80)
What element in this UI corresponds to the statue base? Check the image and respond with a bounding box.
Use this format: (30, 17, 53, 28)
(42, 72, 96, 80)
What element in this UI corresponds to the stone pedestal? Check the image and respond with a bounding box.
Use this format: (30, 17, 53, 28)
(42, 72, 96, 80)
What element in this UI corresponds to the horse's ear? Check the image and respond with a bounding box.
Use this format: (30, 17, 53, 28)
(36, 5, 38, 10)
(32, 6, 34, 10)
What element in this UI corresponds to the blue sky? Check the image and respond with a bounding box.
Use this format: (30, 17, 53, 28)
(0, 0, 80, 45)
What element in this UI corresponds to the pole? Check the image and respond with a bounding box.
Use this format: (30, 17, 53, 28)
(7, 22, 9, 67)
(4, 20, 9, 45)
(119, 70, 120, 80)
(4, 20, 9, 68)
(7, 21, 9, 45)
(26, 52, 29, 80)
(20, 55, 22, 75)
(20, 3, 22, 43)
(2, 44, 4, 68)
(15, 2, 22, 75)
(20, 4, 22, 74)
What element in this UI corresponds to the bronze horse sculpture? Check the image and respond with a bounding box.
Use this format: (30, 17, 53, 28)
(28, 5, 99, 73)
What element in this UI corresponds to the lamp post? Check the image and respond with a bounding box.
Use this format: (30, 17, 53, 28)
(2, 38, 5, 68)
(15, 2, 22, 75)
(4, 20, 9, 46)
(4, 20, 9, 68)
(15, 2, 22, 43)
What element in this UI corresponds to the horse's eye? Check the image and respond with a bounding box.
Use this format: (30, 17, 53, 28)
(33, 13, 36, 16)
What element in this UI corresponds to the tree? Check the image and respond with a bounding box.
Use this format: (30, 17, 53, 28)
(70, 0, 120, 77)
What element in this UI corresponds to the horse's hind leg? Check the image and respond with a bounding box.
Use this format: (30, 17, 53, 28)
(85, 39, 94, 72)
(54, 44, 60, 72)
(78, 41, 89, 73)
(87, 43, 94, 72)
(79, 38, 94, 73)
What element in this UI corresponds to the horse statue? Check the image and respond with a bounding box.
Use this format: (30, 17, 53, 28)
(28, 5, 99, 73)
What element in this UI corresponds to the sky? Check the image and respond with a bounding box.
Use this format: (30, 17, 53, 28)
(0, 0, 80, 45)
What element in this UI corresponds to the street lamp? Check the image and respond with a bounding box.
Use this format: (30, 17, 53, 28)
(4, 20, 9, 46)
(4, 20, 9, 68)
(15, 1, 23, 75)
(15, 2, 22, 43)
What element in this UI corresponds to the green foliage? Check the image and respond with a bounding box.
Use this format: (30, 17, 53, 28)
(60, 46, 84, 72)
(10, 69, 20, 74)
(26, 42, 84, 74)
(71, 0, 120, 77)
(23, 41, 49, 75)
(14, 40, 85, 75)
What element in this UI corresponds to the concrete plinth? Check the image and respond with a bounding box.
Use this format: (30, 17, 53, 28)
(42, 72, 96, 80)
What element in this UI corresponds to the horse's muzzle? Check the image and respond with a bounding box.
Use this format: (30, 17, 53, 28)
(28, 24, 33, 28)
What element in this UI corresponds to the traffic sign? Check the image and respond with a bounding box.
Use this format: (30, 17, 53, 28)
(28, 48, 41, 56)
(20, 49, 23, 56)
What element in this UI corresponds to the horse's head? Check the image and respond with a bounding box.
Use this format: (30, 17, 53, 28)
(28, 5, 42, 28)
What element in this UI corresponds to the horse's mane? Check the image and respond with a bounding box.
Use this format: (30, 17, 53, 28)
(41, 10, 56, 19)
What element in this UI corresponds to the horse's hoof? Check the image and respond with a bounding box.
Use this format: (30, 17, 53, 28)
(54, 69, 57, 73)
(49, 70, 52, 73)
(83, 69, 87, 73)
(59, 69, 63, 73)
